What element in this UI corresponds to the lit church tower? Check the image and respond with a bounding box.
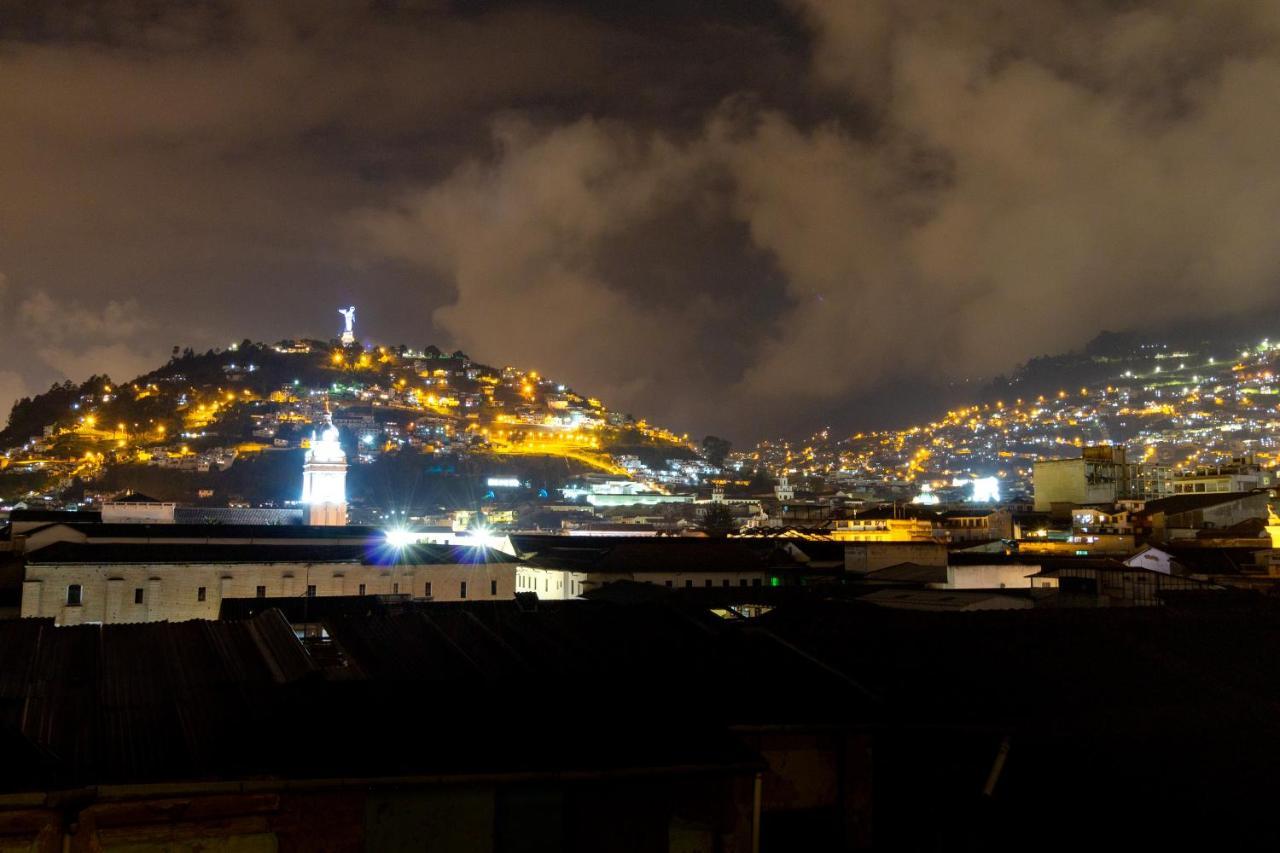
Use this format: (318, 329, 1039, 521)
(775, 474, 794, 501)
(301, 419, 348, 526)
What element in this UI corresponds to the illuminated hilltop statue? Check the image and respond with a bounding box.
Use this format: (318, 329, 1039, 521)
(339, 306, 356, 345)
(301, 419, 348, 526)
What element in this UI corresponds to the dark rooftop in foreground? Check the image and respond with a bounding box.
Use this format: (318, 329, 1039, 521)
(0, 599, 868, 792)
(4, 591, 1280, 847)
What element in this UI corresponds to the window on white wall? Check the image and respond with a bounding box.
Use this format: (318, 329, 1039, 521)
(67, 584, 82, 606)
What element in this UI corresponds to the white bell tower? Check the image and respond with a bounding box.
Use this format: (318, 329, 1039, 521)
(302, 420, 348, 526)
(775, 474, 794, 501)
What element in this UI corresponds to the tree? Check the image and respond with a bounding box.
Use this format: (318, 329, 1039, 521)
(747, 468, 775, 493)
(701, 435, 732, 467)
(699, 503, 738, 538)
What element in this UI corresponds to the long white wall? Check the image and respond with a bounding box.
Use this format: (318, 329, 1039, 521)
(22, 559, 518, 625)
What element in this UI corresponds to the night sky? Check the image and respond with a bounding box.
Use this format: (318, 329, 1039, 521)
(3, 0, 1280, 442)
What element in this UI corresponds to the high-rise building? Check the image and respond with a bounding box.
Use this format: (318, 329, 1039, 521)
(1033, 445, 1173, 513)
(301, 421, 347, 526)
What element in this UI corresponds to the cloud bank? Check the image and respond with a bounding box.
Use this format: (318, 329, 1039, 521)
(5, 1, 1280, 438)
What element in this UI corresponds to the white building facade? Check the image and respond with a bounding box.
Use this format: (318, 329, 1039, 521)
(21, 544, 521, 625)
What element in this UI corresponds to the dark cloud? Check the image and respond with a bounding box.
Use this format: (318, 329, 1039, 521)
(4, 0, 1280, 440)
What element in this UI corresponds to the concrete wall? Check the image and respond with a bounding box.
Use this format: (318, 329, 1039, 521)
(942, 564, 1055, 589)
(844, 542, 948, 575)
(1033, 459, 1100, 511)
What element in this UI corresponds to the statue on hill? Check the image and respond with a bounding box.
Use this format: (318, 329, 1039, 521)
(338, 306, 356, 345)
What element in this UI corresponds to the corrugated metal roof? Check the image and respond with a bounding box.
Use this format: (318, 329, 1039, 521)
(0, 611, 314, 787)
(0, 600, 814, 791)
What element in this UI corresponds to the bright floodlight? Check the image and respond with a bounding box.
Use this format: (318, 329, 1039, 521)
(468, 526, 493, 547)
(385, 528, 417, 549)
(952, 476, 1001, 503)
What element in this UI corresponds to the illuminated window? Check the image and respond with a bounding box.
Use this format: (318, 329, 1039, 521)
(67, 584, 82, 606)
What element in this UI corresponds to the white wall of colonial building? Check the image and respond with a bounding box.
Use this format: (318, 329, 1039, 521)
(22, 559, 518, 625)
(515, 566, 591, 599)
(514, 566, 771, 597)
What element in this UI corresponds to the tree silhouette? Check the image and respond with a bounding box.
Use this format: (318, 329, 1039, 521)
(701, 435, 732, 467)
(699, 503, 737, 537)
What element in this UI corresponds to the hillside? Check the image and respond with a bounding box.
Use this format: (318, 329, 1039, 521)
(0, 339, 705, 507)
(747, 333, 1280, 497)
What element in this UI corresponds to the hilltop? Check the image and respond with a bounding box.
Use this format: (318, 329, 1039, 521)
(0, 339, 707, 507)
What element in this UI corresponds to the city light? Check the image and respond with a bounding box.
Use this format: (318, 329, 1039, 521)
(385, 527, 417, 549)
